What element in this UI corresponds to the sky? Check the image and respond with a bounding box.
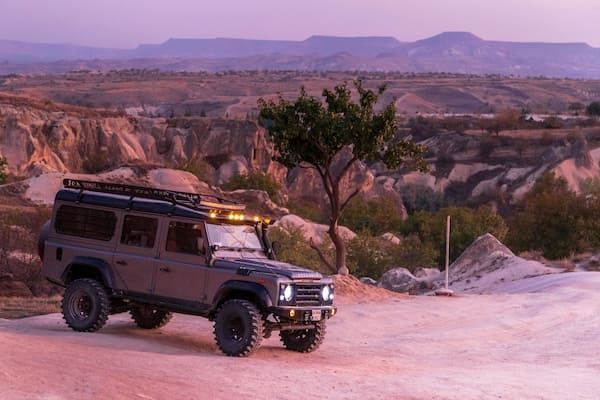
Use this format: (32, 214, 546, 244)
(1, 0, 600, 48)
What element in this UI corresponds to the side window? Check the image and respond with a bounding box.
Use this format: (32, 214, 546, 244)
(166, 222, 205, 255)
(55, 205, 116, 241)
(120, 215, 158, 248)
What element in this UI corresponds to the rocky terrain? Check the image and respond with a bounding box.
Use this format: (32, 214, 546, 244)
(1, 75, 600, 213)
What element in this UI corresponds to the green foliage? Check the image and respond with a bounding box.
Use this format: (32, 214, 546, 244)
(286, 198, 328, 224)
(586, 101, 600, 116)
(258, 81, 427, 171)
(0, 157, 7, 184)
(347, 232, 437, 280)
(542, 116, 563, 129)
(340, 195, 404, 235)
(267, 225, 333, 274)
(173, 156, 215, 185)
(222, 171, 282, 199)
(403, 205, 508, 266)
(507, 172, 600, 259)
(347, 232, 394, 279)
(401, 184, 445, 214)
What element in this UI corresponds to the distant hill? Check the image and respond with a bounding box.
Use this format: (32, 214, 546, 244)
(1, 32, 600, 78)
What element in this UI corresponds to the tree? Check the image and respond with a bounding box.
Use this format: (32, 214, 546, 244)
(0, 157, 7, 184)
(586, 101, 600, 116)
(258, 81, 427, 275)
(507, 172, 593, 259)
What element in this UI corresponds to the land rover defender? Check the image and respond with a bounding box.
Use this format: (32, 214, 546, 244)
(39, 179, 336, 356)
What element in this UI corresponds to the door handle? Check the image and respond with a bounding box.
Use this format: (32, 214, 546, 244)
(159, 266, 171, 273)
(116, 260, 128, 266)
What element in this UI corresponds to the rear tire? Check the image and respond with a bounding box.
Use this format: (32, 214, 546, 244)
(62, 278, 110, 332)
(130, 305, 172, 329)
(214, 299, 263, 357)
(280, 320, 326, 353)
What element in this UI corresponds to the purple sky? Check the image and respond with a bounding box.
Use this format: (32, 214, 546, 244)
(2, 0, 599, 48)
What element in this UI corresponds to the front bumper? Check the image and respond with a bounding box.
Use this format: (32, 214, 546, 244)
(270, 305, 337, 322)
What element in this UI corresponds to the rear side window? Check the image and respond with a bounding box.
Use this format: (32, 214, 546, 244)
(55, 205, 117, 241)
(120, 215, 158, 248)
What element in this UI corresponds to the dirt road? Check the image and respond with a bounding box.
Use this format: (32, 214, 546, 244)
(1, 273, 600, 400)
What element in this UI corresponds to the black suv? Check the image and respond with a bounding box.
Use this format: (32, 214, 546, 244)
(39, 179, 336, 356)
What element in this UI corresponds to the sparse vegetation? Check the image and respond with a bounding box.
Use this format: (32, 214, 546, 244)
(0, 157, 7, 184)
(340, 195, 404, 235)
(507, 172, 600, 259)
(402, 205, 508, 266)
(586, 101, 600, 116)
(172, 156, 215, 185)
(222, 171, 282, 199)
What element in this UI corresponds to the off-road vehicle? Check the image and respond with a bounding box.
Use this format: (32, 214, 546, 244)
(39, 179, 336, 356)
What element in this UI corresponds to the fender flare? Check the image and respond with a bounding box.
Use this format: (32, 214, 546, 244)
(61, 256, 115, 287)
(213, 280, 273, 309)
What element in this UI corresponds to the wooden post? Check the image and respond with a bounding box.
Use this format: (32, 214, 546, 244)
(436, 215, 454, 296)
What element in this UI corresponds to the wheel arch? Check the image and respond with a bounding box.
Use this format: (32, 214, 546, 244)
(61, 256, 115, 287)
(211, 280, 273, 318)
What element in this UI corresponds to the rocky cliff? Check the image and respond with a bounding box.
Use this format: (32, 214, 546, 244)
(1, 93, 599, 212)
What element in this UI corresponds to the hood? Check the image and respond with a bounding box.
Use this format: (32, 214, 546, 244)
(213, 258, 324, 280)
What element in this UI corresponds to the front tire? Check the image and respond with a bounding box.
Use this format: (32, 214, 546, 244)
(130, 305, 172, 329)
(214, 299, 263, 357)
(62, 278, 110, 332)
(280, 320, 326, 353)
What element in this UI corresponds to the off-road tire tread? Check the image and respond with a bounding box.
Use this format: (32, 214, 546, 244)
(62, 278, 110, 332)
(213, 299, 263, 357)
(280, 320, 327, 353)
(130, 306, 173, 329)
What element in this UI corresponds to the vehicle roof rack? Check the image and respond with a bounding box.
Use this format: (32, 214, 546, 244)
(63, 178, 246, 212)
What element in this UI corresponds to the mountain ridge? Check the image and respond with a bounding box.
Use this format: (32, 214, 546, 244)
(1, 32, 600, 78)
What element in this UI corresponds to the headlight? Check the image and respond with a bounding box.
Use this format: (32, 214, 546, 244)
(280, 284, 294, 302)
(321, 285, 334, 302)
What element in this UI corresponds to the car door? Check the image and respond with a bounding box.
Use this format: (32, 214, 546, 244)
(153, 220, 209, 303)
(112, 213, 159, 294)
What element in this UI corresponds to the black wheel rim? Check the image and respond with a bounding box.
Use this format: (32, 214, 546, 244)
(68, 289, 93, 321)
(224, 315, 245, 342)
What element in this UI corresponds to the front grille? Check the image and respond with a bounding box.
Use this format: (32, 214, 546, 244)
(295, 284, 321, 306)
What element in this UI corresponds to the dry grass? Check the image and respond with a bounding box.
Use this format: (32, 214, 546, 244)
(0, 296, 61, 319)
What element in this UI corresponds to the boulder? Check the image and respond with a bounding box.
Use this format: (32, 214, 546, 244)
(359, 277, 377, 286)
(273, 214, 356, 245)
(377, 267, 420, 294)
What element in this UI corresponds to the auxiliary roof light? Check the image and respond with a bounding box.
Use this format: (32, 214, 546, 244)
(209, 212, 217, 219)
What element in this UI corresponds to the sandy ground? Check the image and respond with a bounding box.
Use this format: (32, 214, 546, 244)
(1, 272, 599, 400)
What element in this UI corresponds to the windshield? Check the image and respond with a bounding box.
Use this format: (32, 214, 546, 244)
(205, 223, 264, 254)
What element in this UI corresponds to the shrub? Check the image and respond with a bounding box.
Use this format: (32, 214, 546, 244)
(172, 156, 215, 185)
(286, 197, 328, 224)
(585, 101, 600, 116)
(222, 171, 281, 199)
(402, 205, 508, 266)
(267, 225, 333, 274)
(340, 195, 404, 235)
(347, 232, 438, 280)
(507, 172, 599, 259)
(0, 157, 7, 184)
(401, 184, 445, 214)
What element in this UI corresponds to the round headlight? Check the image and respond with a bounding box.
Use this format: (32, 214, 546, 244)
(283, 284, 294, 302)
(321, 285, 331, 301)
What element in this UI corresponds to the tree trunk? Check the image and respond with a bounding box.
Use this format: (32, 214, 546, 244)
(328, 220, 349, 276)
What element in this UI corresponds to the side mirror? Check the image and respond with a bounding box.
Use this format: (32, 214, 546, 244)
(271, 241, 281, 256)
